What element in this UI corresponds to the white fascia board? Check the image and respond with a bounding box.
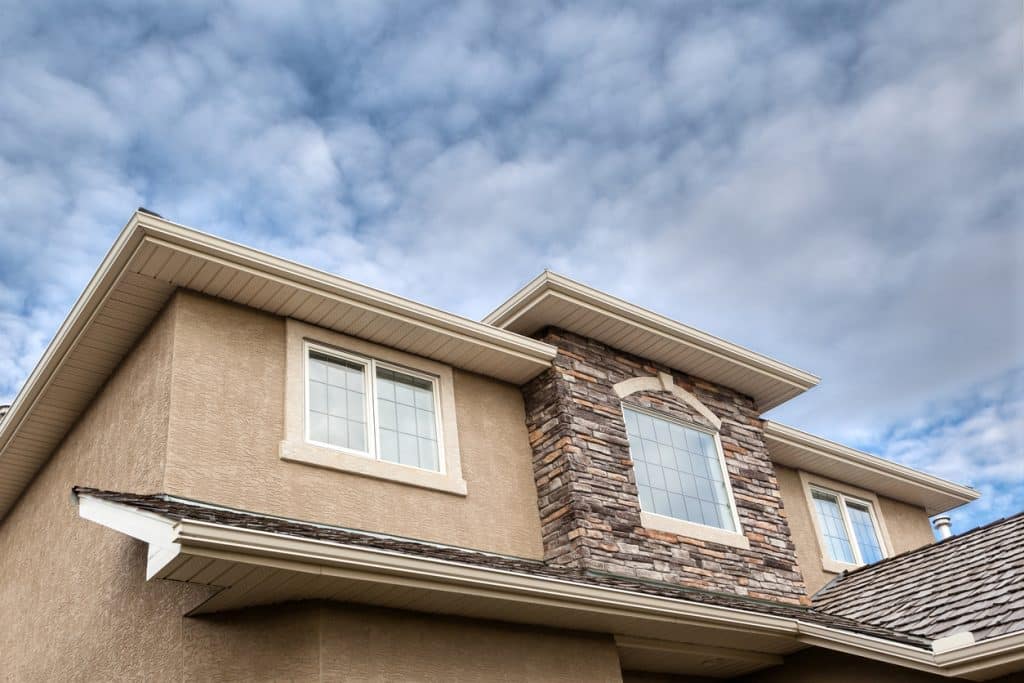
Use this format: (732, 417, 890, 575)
(485, 271, 820, 387)
(764, 421, 979, 513)
(76, 494, 182, 579)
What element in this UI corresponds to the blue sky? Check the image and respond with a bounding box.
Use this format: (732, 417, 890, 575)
(1, 1, 1021, 532)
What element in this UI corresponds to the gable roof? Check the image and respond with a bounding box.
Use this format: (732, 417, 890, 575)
(813, 511, 1024, 642)
(483, 271, 820, 411)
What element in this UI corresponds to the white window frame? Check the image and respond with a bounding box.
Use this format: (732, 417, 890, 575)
(622, 403, 749, 550)
(281, 319, 466, 496)
(304, 341, 446, 474)
(801, 473, 892, 572)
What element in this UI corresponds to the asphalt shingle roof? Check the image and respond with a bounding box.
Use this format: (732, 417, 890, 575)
(74, 487, 929, 647)
(813, 511, 1024, 641)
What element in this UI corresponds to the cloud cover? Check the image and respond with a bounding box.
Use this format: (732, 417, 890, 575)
(1, 1, 1021, 530)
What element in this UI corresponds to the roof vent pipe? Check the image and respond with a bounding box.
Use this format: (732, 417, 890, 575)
(0, 404, 9, 423)
(933, 515, 953, 540)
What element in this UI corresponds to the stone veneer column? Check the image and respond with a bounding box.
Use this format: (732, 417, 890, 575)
(522, 327, 809, 605)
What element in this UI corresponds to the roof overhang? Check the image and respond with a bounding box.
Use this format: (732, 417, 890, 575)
(764, 421, 979, 515)
(0, 211, 556, 520)
(483, 271, 819, 411)
(75, 491, 1019, 680)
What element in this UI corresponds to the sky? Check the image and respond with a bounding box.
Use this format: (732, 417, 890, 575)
(1, 1, 1021, 533)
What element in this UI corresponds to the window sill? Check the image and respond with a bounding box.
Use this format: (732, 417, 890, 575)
(640, 511, 750, 550)
(821, 557, 863, 574)
(280, 440, 468, 497)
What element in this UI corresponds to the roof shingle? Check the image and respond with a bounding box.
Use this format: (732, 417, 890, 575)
(813, 511, 1024, 641)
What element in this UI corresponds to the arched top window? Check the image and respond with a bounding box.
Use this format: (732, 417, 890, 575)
(614, 373, 748, 549)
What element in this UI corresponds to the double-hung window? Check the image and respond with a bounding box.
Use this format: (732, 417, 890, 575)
(810, 487, 885, 566)
(623, 406, 739, 533)
(306, 343, 443, 473)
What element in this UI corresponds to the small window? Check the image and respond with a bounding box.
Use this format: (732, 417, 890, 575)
(623, 406, 738, 532)
(811, 487, 885, 566)
(306, 344, 443, 473)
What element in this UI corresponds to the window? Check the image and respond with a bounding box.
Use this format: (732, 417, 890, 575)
(811, 487, 885, 566)
(282, 321, 466, 495)
(623, 406, 738, 532)
(305, 343, 443, 473)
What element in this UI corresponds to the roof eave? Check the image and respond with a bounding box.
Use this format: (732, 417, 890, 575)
(79, 492, 977, 679)
(484, 271, 820, 412)
(935, 631, 1024, 681)
(764, 421, 979, 515)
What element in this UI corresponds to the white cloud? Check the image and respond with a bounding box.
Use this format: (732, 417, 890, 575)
(0, 1, 1020, 524)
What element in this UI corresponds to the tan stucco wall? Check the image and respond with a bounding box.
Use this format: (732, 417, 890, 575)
(877, 495, 936, 550)
(622, 673, 717, 682)
(162, 291, 545, 559)
(775, 465, 937, 594)
(0, 302, 213, 680)
(184, 601, 624, 682)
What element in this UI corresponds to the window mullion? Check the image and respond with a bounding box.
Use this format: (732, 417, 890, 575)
(366, 359, 379, 460)
(836, 494, 862, 565)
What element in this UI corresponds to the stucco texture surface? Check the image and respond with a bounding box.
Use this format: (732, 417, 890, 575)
(0, 302, 213, 681)
(162, 291, 545, 559)
(185, 601, 625, 682)
(774, 465, 937, 595)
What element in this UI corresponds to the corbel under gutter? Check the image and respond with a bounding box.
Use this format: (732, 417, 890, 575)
(75, 493, 1022, 680)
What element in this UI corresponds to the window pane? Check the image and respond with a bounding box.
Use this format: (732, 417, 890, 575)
(812, 490, 855, 563)
(377, 367, 440, 472)
(847, 501, 884, 564)
(309, 410, 329, 443)
(308, 351, 368, 452)
(623, 407, 735, 531)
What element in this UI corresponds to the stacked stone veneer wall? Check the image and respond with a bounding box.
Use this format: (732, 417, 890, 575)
(522, 328, 808, 605)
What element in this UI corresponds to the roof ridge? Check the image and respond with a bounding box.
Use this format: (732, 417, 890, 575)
(815, 509, 1024, 597)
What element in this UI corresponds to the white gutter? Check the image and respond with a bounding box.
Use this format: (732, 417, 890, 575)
(76, 494, 1023, 679)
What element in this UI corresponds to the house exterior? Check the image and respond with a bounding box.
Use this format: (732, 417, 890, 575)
(0, 209, 1020, 681)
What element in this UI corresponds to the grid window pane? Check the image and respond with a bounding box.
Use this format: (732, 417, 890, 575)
(623, 407, 735, 531)
(847, 502, 884, 564)
(812, 490, 856, 563)
(377, 367, 440, 472)
(308, 351, 368, 452)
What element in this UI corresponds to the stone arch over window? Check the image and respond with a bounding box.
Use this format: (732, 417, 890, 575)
(612, 371, 721, 430)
